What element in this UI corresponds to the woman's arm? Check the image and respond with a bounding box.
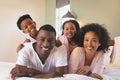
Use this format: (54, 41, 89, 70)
(75, 65, 91, 75)
(68, 47, 85, 73)
(92, 52, 106, 74)
(89, 73, 103, 80)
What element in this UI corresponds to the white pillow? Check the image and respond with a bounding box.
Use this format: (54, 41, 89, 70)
(106, 36, 120, 68)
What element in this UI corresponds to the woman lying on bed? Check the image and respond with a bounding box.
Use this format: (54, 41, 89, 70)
(68, 23, 110, 80)
(10, 24, 67, 80)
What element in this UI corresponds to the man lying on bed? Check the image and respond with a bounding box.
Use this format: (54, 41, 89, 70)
(10, 24, 67, 80)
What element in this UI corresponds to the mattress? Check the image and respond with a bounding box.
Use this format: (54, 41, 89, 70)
(0, 61, 120, 80)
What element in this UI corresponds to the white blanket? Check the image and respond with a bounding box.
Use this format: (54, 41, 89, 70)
(0, 61, 120, 80)
(16, 74, 99, 80)
(0, 62, 15, 80)
(15, 74, 119, 80)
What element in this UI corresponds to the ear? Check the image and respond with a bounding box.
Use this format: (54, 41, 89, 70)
(22, 30, 27, 34)
(33, 21, 36, 25)
(22, 30, 25, 33)
(98, 43, 101, 46)
(62, 31, 64, 35)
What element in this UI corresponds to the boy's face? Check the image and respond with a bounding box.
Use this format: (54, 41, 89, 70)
(36, 30, 56, 55)
(20, 18, 37, 36)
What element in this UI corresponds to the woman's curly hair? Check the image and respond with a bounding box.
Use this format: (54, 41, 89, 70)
(78, 23, 110, 53)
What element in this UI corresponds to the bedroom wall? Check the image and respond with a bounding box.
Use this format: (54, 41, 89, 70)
(0, 0, 46, 62)
(70, 0, 120, 39)
(46, 0, 120, 39)
(45, 0, 56, 26)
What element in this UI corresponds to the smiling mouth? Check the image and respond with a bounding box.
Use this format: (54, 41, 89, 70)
(41, 46, 50, 51)
(86, 46, 93, 51)
(30, 28, 35, 32)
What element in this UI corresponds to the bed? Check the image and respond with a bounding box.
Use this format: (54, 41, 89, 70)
(0, 61, 120, 80)
(0, 37, 120, 80)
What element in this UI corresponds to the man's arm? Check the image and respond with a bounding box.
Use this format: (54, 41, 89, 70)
(32, 66, 67, 78)
(10, 64, 42, 79)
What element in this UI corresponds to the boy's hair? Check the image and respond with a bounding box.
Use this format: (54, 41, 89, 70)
(39, 24, 56, 36)
(17, 14, 33, 30)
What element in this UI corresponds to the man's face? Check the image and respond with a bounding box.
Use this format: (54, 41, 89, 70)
(36, 30, 56, 54)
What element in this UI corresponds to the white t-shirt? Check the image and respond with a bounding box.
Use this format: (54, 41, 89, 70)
(26, 34, 36, 43)
(16, 42, 67, 73)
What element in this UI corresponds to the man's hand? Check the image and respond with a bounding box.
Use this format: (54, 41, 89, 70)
(10, 65, 42, 79)
(10, 65, 28, 79)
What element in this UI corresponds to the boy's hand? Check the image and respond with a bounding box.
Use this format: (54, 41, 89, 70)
(17, 44, 24, 53)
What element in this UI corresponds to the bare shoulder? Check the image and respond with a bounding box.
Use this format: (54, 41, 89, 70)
(72, 47, 84, 53)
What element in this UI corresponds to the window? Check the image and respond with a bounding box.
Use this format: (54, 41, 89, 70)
(56, 5, 70, 38)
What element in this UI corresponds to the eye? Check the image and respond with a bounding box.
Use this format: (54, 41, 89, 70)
(22, 26, 28, 30)
(65, 28, 68, 31)
(39, 37, 44, 42)
(84, 39, 89, 42)
(25, 26, 28, 29)
(92, 39, 98, 42)
(70, 27, 75, 30)
(48, 38, 55, 43)
(28, 22, 33, 25)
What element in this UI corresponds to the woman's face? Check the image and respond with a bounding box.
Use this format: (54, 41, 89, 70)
(84, 31, 100, 54)
(63, 22, 77, 39)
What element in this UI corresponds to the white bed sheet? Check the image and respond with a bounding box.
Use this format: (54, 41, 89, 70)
(103, 66, 120, 80)
(0, 61, 15, 80)
(15, 74, 99, 80)
(0, 61, 120, 80)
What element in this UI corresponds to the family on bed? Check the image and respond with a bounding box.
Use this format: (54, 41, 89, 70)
(10, 14, 110, 80)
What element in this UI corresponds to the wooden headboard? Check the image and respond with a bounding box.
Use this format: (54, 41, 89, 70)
(108, 40, 115, 63)
(108, 40, 114, 46)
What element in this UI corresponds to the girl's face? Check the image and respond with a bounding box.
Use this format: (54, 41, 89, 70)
(63, 22, 77, 39)
(84, 31, 100, 54)
(20, 18, 37, 37)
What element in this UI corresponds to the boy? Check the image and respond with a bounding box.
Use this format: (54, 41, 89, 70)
(16, 14, 38, 52)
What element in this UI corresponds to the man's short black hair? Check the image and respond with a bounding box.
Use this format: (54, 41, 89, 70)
(17, 14, 33, 30)
(39, 24, 56, 36)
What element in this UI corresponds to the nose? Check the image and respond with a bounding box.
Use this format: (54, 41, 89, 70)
(88, 40, 92, 46)
(68, 29, 72, 33)
(28, 25, 32, 29)
(43, 40, 49, 47)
